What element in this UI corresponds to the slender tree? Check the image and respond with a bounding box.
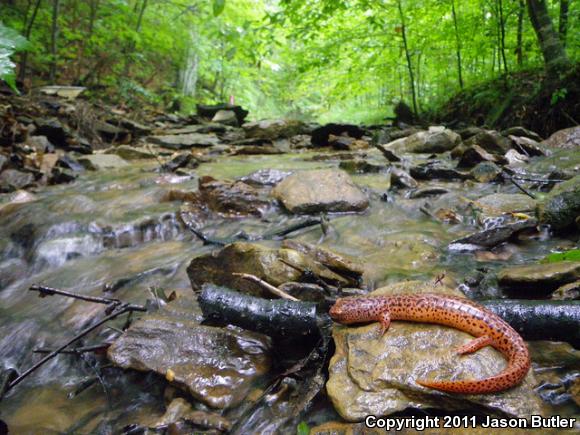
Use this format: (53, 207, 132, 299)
(49, 0, 60, 83)
(516, 0, 525, 66)
(395, 0, 418, 115)
(559, 0, 569, 48)
(526, 0, 570, 77)
(450, 0, 463, 89)
(18, 0, 42, 82)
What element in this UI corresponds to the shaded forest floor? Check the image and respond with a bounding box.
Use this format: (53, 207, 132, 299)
(427, 63, 580, 138)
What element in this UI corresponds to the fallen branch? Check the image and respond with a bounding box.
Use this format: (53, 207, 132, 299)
(501, 169, 536, 199)
(232, 273, 299, 301)
(198, 284, 323, 341)
(2, 286, 147, 396)
(33, 343, 111, 355)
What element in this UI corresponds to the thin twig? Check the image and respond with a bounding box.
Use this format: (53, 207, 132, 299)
(502, 169, 536, 199)
(232, 273, 299, 301)
(7, 305, 131, 391)
(30, 285, 121, 306)
(33, 344, 111, 355)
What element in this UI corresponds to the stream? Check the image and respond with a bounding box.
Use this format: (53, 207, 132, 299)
(0, 146, 579, 433)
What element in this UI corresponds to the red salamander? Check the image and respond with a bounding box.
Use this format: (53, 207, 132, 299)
(329, 293, 531, 394)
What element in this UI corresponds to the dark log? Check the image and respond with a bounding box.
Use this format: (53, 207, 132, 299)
(481, 299, 580, 347)
(198, 285, 325, 341)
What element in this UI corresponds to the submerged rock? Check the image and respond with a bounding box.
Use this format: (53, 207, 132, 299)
(107, 296, 271, 409)
(148, 133, 220, 149)
(272, 169, 369, 214)
(458, 145, 505, 168)
(538, 174, 580, 230)
(475, 193, 537, 217)
(551, 280, 580, 300)
(104, 145, 156, 160)
(339, 159, 386, 174)
(390, 167, 418, 189)
(498, 261, 580, 294)
(326, 281, 542, 421)
(410, 161, 470, 181)
(239, 169, 292, 186)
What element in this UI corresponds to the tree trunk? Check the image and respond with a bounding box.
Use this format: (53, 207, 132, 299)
(498, 0, 508, 74)
(396, 0, 418, 115)
(559, 0, 569, 48)
(18, 0, 42, 82)
(49, 0, 60, 83)
(526, 0, 570, 77)
(450, 0, 463, 88)
(516, 0, 525, 66)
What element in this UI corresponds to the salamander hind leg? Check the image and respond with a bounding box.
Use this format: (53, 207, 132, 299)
(455, 335, 492, 355)
(377, 310, 391, 336)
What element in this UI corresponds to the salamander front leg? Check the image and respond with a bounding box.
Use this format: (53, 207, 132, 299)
(456, 335, 492, 355)
(377, 310, 391, 336)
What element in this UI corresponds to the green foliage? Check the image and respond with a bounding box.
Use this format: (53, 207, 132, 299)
(550, 87, 568, 105)
(0, 21, 27, 92)
(541, 249, 580, 264)
(296, 421, 310, 435)
(0, 0, 578, 122)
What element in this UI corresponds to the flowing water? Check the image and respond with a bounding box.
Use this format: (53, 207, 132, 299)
(0, 150, 578, 433)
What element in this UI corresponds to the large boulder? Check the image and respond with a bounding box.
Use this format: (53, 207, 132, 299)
(108, 295, 271, 409)
(464, 130, 512, 154)
(538, 174, 580, 230)
(187, 242, 357, 296)
(272, 169, 369, 214)
(326, 281, 543, 421)
(541, 126, 580, 149)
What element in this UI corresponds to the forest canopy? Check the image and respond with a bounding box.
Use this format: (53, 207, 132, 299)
(0, 0, 578, 123)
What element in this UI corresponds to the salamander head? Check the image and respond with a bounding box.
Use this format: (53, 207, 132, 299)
(329, 297, 379, 325)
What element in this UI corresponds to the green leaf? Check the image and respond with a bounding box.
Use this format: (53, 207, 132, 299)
(0, 21, 27, 92)
(541, 249, 580, 264)
(213, 0, 226, 16)
(297, 421, 310, 435)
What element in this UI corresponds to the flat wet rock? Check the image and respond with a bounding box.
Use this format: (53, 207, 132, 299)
(148, 133, 221, 149)
(385, 127, 461, 154)
(541, 126, 580, 149)
(107, 295, 271, 409)
(498, 261, 580, 294)
(326, 281, 544, 421)
(272, 169, 369, 214)
(78, 154, 129, 170)
(450, 219, 538, 249)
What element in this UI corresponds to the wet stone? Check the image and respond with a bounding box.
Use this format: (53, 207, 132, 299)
(339, 159, 386, 174)
(498, 261, 580, 294)
(326, 281, 543, 421)
(464, 130, 512, 154)
(104, 145, 156, 160)
(538, 174, 580, 230)
(470, 161, 502, 183)
(390, 168, 418, 189)
(541, 126, 580, 150)
(450, 219, 538, 249)
(197, 176, 272, 217)
(551, 280, 580, 300)
(502, 126, 543, 142)
(272, 169, 369, 214)
(0, 169, 35, 192)
(410, 161, 470, 181)
(107, 297, 271, 409)
(384, 127, 461, 154)
(458, 145, 505, 168)
(78, 154, 129, 170)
